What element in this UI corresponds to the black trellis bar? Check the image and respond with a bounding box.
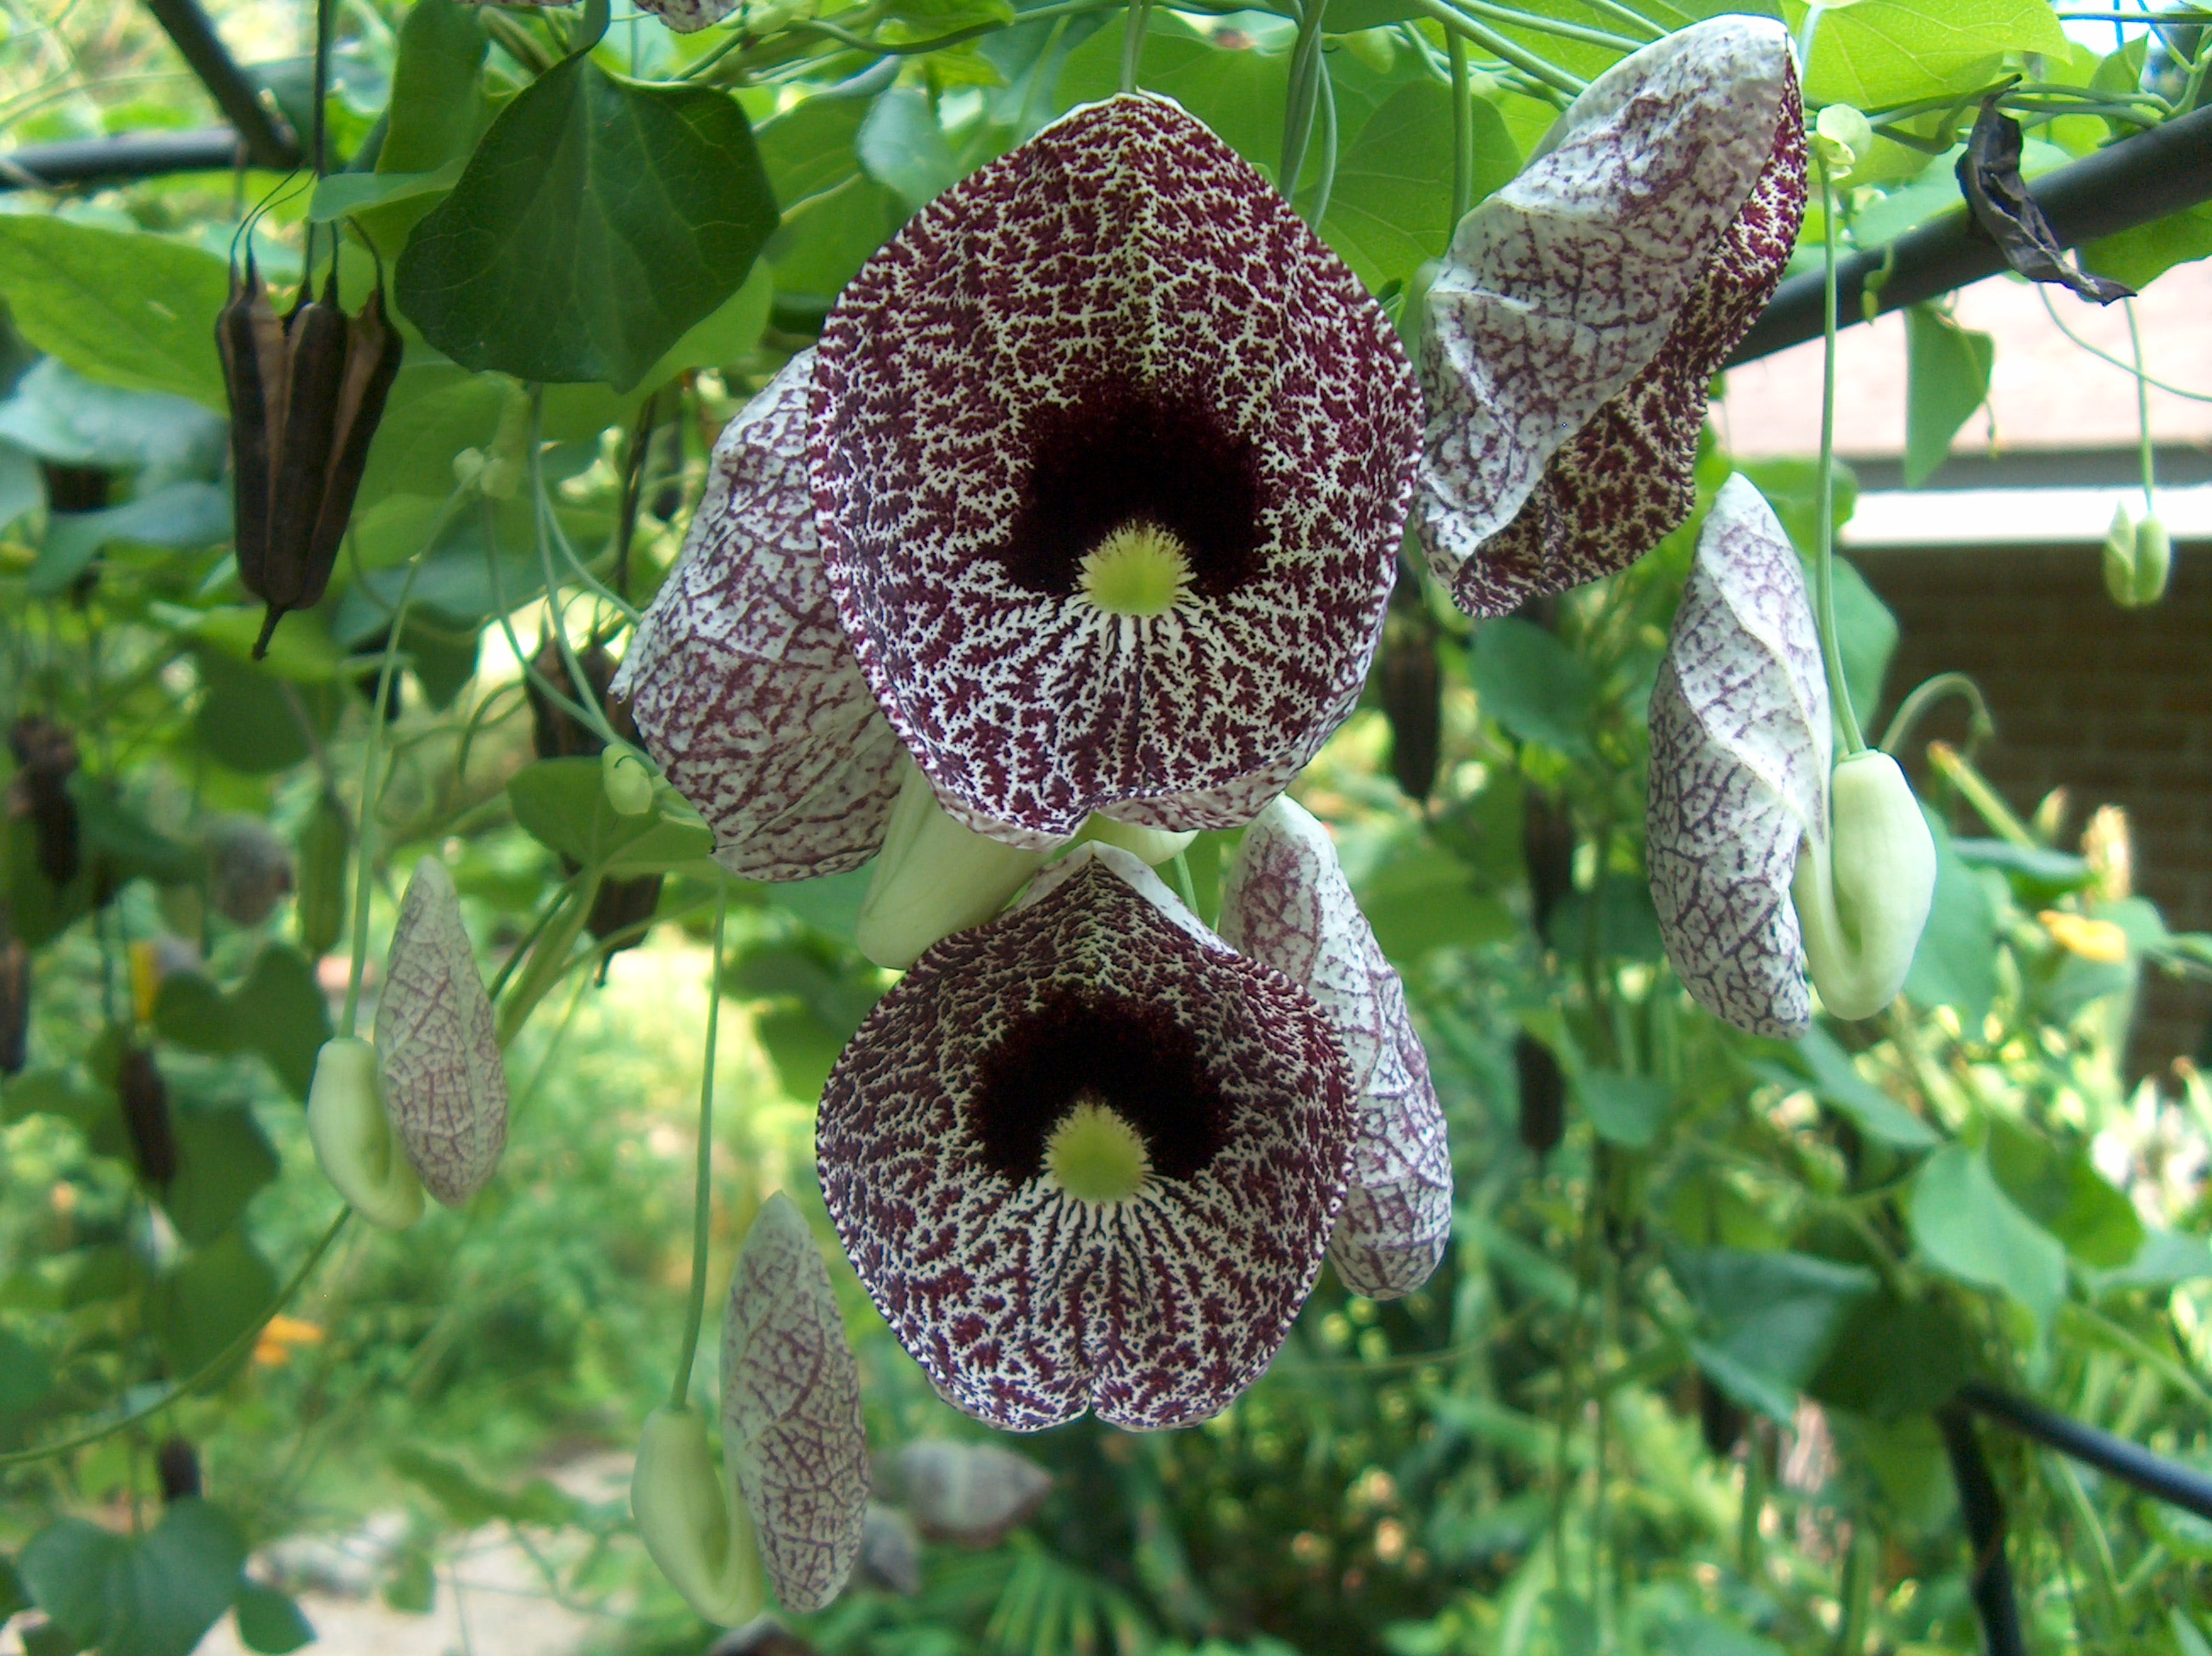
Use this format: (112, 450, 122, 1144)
(1963, 1380, 2212, 1522)
(1938, 1403, 2029, 1656)
(0, 130, 252, 193)
(139, 0, 301, 171)
(1729, 101, 2212, 366)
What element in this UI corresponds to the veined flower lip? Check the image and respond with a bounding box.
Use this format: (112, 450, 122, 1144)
(1417, 15, 1807, 618)
(818, 843, 1355, 1431)
(810, 92, 1423, 848)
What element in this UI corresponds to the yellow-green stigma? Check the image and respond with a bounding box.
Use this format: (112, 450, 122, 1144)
(1077, 522, 1193, 617)
(1042, 1099, 1152, 1203)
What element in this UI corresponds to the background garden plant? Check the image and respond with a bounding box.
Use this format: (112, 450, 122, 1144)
(2, 1, 2211, 1653)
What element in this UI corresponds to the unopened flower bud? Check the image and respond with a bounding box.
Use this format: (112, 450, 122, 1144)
(603, 746, 656, 816)
(856, 756, 1053, 970)
(1813, 104, 1872, 180)
(631, 1405, 763, 1626)
(306, 1036, 424, 1230)
(2103, 504, 2170, 607)
(478, 386, 533, 502)
(1792, 750, 1936, 1020)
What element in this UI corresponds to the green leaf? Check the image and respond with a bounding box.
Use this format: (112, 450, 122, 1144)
(1807, 1290, 1978, 1418)
(33, 482, 231, 598)
(758, 94, 872, 207)
(162, 1109, 279, 1247)
(1343, 834, 1517, 960)
(1910, 1141, 2066, 1325)
(1321, 81, 1515, 291)
(395, 55, 779, 390)
(1902, 305, 1992, 488)
(1673, 1246, 1877, 1423)
(1762, 1025, 1939, 1150)
(0, 1326, 55, 1419)
(383, 1545, 437, 1614)
(190, 649, 343, 776)
(0, 1556, 24, 1618)
(389, 1445, 580, 1529)
(1793, 0, 2070, 110)
(1902, 811, 1999, 1021)
(1577, 1069, 1669, 1150)
(310, 160, 468, 226)
(1733, 455, 1858, 564)
(146, 1231, 278, 1378)
(1059, 16, 1288, 181)
(0, 219, 231, 410)
(231, 943, 334, 1101)
(858, 86, 964, 210)
(1986, 1118, 2143, 1270)
(233, 1582, 316, 1654)
(2085, 203, 2212, 292)
(21, 1500, 245, 1656)
(507, 757, 716, 877)
(1472, 618, 1595, 755)
(1544, 876, 1667, 964)
(2095, 1228, 2212, 1294)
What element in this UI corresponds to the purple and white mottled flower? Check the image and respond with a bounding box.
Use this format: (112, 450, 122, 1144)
(818, 844, 1355, 1431)
(1645, 474, 1829, 1038)
(457, 0, 740, 32)
(623, 93, 1423, 881)
(1417, 17, 1807, 618)
(1219, 797, 1450, 1300)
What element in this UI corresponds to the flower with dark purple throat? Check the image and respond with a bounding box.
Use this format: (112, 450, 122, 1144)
(619, 93, 1423, 964)
(1416, 17, 1807, 618)
(818, 844, 1356, 1431)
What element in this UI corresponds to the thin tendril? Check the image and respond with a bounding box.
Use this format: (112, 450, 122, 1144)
(669, 888, 730, 1410)
(1406, 0, 1585, 96)
(1448, 31, 1473, 227)
(2036, 287, 2212, 402)
(1814, 154, 1867, 757)
(2125, 297, 2156, 512)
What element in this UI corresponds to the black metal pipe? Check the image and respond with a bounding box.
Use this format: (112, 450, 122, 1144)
(1938, 1403, 2028, 1656)
(0, 130, 251, 193)
(1963, 1380, 2212, 1523)
(1729, 102, 2212, 366)
(140, 0, 300, 171)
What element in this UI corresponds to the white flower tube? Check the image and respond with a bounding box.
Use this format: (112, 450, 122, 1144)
(855, 754, 1053, 971)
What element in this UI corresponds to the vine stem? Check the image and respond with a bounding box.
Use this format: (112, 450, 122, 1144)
(1406, 0, 1585, 95)
(1447, 31, 1473, 227)
(2125, 298, 2156, 512)
(0, 1209, 351, 1469)
(1813, 153, 1867, 757)
(1121, 0, 1153, 92)
(340, 504, 449, 1039)
(668, 888, 730, 1410)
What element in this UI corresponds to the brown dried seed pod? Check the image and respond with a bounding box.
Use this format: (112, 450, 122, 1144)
(1514, 1032, 1565, 1159)
(586, 874, 662, 955)
(8, 716, 82, 889)
(304, 286, 405, 591)
(40, 462, 109, 514)
(117, 1043, 178, 1189)
(527, 639, 619, 760)
(0, 920, 30, 1076)
(217, 254, 283, 603)
(1521, 786, 1575, 944)
(1380, 604, 1442, 804)
(1699, 1373, 1746, 1458)
(256, 276, 349, 656)
(156, 1436, 203, 1502)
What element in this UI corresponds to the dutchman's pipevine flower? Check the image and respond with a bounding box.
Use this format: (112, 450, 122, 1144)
(1646, 476, 1936, 1037)
(818, 844, 1358, 1432)
(1416, 16, 1807, 618)
(619, 93, 1423, 934)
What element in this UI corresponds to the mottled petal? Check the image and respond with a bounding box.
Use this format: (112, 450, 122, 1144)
(375, 855, 509, 1205)
(1646, 474, 1829, 1038)
(618, 350, 903, 881)
(1219, 797, 1450, 1300)
(818, 844, 1355, 1431)
(1418, 17, 1807, 617)
(640, 0, 742, 29)
(813, 94, 1423, 842)
(720, 1192, 869, 1614)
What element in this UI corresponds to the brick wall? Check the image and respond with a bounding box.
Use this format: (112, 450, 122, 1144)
(1851, 543, 2211, 1075)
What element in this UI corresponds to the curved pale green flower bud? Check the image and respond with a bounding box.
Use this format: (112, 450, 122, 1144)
(854, 754, 1054, 970)
(1792, 750, 1936, 1020)
(602, 745, 656, 817)
(630, 1405, 764, 1627)
(1075, 815, 1196, 867)
(2105, 504, 2170, 608)
(1813, 104, 1873, 181)
(305, 1036, 423, 1231)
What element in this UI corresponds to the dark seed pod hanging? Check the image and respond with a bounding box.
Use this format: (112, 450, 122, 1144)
(527, 638, 618, 760)
(8, 716, 82, 889)
(1380, 583, 1442, 803)
(220, 253, 405, 660)
(1515, 1032, 1566, 1159)
(117, 1043, 178, 1189)
(40, 462, 109, 514)
(1522, 785, 1575, 944)
(587, 874, 662, 955)
(0, 911, 30, 1076)
(156, 1437, 204, 1503)
(1698, 1373, 1746, 1458)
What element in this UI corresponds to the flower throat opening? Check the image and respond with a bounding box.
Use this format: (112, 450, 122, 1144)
(970, 987, 1229, 1190)
(997, 377, 1264, 608)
